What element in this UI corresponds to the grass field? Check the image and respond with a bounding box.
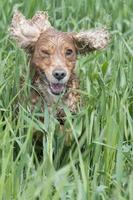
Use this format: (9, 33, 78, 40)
(0, 0, 133, 199)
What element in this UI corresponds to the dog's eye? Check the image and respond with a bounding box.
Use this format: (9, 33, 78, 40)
(65, 49, 73, 56)
(40, 49, 50, 58)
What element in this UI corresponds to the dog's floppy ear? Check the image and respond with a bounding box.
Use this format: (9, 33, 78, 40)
(9, 10, 51, 52)
(72, 28, 110, 54)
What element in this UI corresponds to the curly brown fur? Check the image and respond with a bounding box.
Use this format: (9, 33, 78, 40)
(9, 11, 109, 121)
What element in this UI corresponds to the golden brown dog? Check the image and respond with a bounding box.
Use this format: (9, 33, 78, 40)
(10, 11, 109, 120)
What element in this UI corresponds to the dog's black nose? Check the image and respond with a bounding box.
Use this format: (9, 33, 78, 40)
(52, 69, 66, 81)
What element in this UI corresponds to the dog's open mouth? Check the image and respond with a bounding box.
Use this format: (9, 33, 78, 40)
(49, 83, 65, 95)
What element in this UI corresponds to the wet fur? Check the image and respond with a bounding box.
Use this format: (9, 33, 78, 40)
(10, 11, 109, 120)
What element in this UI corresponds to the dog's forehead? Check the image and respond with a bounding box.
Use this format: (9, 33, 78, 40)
(37, 28, 74, 46)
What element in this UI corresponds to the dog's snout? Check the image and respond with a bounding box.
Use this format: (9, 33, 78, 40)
(52, 69, 67, 81)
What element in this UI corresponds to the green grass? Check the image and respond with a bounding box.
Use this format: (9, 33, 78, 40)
(0, 0, 133, 199)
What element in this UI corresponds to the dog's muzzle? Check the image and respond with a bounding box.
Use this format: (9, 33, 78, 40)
(49, 82, 66, 95)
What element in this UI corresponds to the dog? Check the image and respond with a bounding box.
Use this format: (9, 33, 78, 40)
(9, 11, 109, 122)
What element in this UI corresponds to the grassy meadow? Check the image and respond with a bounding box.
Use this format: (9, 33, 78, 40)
(0, 0, 133, 199)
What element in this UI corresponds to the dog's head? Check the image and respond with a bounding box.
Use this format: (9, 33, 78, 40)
(10, 11, 109, 95)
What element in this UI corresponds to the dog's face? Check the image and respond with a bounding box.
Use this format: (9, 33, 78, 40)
(31, 29, 77, 95)
(10, 11, 109, 95)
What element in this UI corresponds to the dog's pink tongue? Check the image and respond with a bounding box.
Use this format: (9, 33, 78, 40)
(50, 83, 64, 95)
